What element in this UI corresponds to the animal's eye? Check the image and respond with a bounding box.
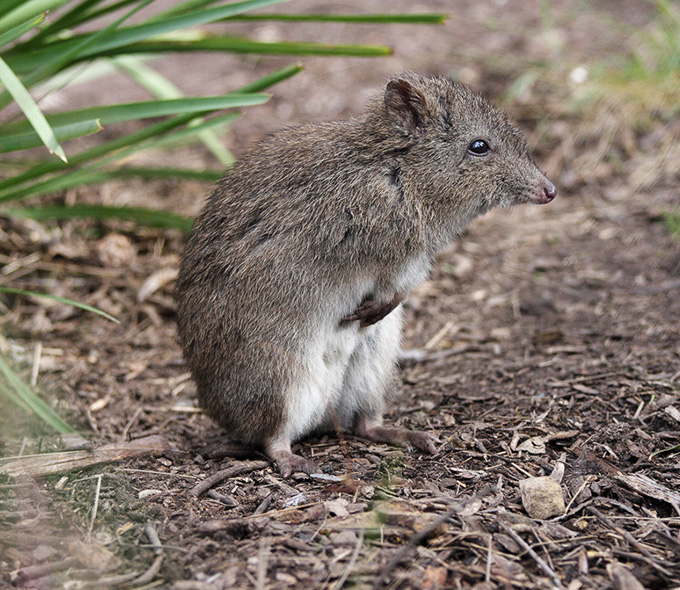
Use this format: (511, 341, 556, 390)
(468, 139, 490, 155)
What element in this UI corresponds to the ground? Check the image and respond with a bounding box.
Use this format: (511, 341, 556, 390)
(2, 1, 680, 589)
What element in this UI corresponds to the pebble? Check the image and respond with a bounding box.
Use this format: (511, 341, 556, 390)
(519, 476, 566, 519)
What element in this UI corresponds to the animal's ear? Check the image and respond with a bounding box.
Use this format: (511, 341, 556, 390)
(384, 78, 428, 135)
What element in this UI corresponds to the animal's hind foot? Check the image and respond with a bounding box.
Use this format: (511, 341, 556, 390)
(265, 436, 321, 477)
(356, 415, 439, 455)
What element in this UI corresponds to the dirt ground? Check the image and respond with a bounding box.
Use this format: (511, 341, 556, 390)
(2, 1, 680, 588)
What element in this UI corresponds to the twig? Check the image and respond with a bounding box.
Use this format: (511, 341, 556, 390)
(331, 529, 364, 590)
(0, 435, 170, 477)
(145, 523, 163, 555)
(126, 524, 165, 587)
(485, 534, 492, 583)
(253, 493, 273, 515)
(379, 506, 457, 585)
(379, 487, 496, 586)
(189, 461, 269, 497)
(588, 507, 673, 577)
(10, 557, 79, 584)
(88, 474, 102, 539)
(129, 554, 164, 587)
(499, 522, 565, 590)
(256, 538, 270, 590)
(206, 489, 238, 506)
(120, 407, 143, 442)
(30, 341, 41, 386)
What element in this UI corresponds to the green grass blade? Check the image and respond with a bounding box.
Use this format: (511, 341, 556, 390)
(0, 356, 75, 434)
(0, 286, 120, 323)
(114, 56, 235, 166)
(6, 205, 194, 232)
(116, 111, 239, 151)
(0, 0, 67, 34)
(0, 55, 67, 161)
(0, 373, 32, 413)
(0, 12, 45, 48)
(1, 94, 268, 132)
(5, 0, 294, 74)
(236, 63, 303, 92)
(104, 166, 222, 182)
(0, 64, 298, 200)
(99, 36, 393, 58)
(153, 0, 224, 18)
(26, 0, 134, 46)
(12, 0, 156, 96)
(229, 13, 448, 24)
(0, 119, 102, 153)
(0, 113, 211, 202)
(0, 112, 235, 201)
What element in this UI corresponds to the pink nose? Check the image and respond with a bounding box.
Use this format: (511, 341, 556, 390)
(542, 179, 557, 203)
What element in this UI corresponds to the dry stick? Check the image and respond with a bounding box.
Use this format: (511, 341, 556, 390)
(128, 524, 165, 587)
(331, 529, 365, 590)
(253, 493, 273, 515)
(378, 487, 496, 586)
(485, 534, 492, 584)
(499, 522, 565, 590)
(378, 505, 459, 585)
(11, 557, 80, 584)
(206, 489, 238, 506)
(129, 554, 164, 587)
(587, 507, 673, 577)
(145, 523, 163, 555)
(256, 538, 270, 590)
(88, 474, 102, 539)
(30, 341, 41, 386)
(189, 460, 269, 497)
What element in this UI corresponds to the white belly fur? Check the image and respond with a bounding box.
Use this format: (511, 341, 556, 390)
(284, 254, 431, 442)
(285, 306, 403, 442)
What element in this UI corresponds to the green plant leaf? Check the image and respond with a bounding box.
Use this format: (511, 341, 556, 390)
(11, 0, 157, 97)
(0, 55, 66, 161)
(96, 35, 393, 58)
(0, 119, 102, 153)
(104, 166, 222, 182)
(0, 65, 300, 202)
(6, 205, 193, 232)
(0, 0, 66, 34)
(0, 12, 45, 48)
(26, 0, 138, 46)
(0, 93, 268, 132)
(0, 356, 75, 434)
(229, 13, 448, 24)
(237, 62, 303, 92)
(5, 0, 294, 74)
(0, 286, 120, 323)
(114, 55, 235, 166)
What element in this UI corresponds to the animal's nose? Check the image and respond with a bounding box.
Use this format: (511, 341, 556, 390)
(542, 179, 557, 203)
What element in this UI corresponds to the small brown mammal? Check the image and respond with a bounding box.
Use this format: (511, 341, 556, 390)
(176, 72, 556, 476)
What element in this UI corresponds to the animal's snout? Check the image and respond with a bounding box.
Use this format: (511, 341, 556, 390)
(540, 179, 557, 204)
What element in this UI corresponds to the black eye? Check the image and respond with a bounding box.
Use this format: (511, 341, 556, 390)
(468, 139, 490, 155)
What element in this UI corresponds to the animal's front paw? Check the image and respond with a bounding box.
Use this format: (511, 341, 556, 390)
(342, 293, 404, 327)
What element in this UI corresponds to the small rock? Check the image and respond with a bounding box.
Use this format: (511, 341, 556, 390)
(330, 530, 358, 545)
(324, 498, 349, 518)
(96, 233, 136, 268)
(519, 476, 565, 519)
